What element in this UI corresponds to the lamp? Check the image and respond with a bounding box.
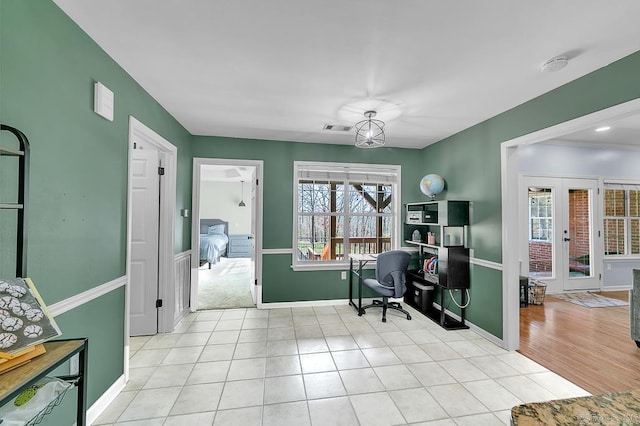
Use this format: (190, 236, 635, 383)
(355, 110, 385, 148)
(238, 181, 246, 207)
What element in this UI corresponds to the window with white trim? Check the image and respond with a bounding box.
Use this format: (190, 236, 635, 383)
(604, 185, 640, 256)
(293, 162, 400, 268)
(528, 188, 552, 242)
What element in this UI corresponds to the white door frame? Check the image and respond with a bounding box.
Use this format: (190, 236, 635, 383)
(125, 116, 177, 373)
(191, 157, 264, 310)
(501, 97, 640, 351)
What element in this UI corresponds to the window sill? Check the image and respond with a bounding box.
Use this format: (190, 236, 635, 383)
(604, 256, 640, 262)
(290, 262, 375, 272)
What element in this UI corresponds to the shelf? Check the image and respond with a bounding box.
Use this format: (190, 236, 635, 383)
(0, 147, 25, 156)
(0, 339, 88, 426)
(405, 240, 439, 250)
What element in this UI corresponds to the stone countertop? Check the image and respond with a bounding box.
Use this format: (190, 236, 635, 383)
(511, 389, 640, 425)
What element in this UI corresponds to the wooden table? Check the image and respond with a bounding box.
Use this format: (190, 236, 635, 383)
(0, 339, 88, 425)
(511, 389, 640, 425)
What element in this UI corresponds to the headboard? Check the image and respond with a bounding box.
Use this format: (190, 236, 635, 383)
(200, 218, 229, 235)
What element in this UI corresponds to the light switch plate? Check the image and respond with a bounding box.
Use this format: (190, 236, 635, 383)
(94, 81, 114, 121)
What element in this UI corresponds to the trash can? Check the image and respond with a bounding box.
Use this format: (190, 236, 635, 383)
(412, 281, 434, 312)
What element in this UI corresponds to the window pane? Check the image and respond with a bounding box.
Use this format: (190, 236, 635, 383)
(604, 218, 625, 255)
(604, 189, 625, 217)
(299, 183, 312, 213)
(630, 190, 640, 217)
(631, 219, 640, 255)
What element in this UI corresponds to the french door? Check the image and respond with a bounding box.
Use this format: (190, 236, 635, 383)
(522, 177, 601, 292)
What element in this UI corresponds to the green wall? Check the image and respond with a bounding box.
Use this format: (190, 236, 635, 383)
(422, 50, 640, 338)
(192, 136, 425, 302)
(1, 0, 193, 416)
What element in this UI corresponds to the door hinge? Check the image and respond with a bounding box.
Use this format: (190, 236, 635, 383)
(156, 299, 163, 308)
(158, 167, 165, 176)
(133, 142, 137, 149)
(255, 279, 258, 285)
(598, 230, 601, 237)
(597, 188, 600, 195)
(256, 179, 259, 186)
(599, 274, 602, 280)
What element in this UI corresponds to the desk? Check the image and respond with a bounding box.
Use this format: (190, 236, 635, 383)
(348, 254, 377, 315)
(0, 339, 88, 426)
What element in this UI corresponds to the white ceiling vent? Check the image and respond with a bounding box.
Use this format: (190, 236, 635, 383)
(323, 124, 353, 132)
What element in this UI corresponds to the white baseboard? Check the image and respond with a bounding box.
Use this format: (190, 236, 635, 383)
(432, 302, 504, 348)
(260, 298, 356, 309)
(86, 374, 126, 425)
(601, 285, 632, 292)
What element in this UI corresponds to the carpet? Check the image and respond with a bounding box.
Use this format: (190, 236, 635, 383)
(551, 291, 629, 308)
(198, 258, 254, 310)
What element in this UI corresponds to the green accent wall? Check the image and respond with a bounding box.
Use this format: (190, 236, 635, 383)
(422, 50, 640, 338)
(192, 136, 425, 302)
(1, 0, 193, 417)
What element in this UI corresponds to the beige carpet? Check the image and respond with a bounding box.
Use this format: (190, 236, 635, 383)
(197, 258, 254, 310)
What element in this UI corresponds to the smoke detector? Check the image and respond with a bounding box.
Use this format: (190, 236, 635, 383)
(541, 56, 569, 72)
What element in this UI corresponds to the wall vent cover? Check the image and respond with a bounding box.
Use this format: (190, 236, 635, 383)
(323, 124, 352, 132)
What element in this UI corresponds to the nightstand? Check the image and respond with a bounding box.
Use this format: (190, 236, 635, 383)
(227, 234, 252, 258)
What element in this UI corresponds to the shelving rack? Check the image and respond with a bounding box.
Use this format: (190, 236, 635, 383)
(1, 124, 30, 277)
(403, 200, 470, 329)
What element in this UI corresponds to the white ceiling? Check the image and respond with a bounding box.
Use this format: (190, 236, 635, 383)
(53, 0, 640, 149)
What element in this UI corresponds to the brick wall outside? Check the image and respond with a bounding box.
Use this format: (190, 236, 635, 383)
(569, 189, 590, 261)
(529, 241, 552, 273)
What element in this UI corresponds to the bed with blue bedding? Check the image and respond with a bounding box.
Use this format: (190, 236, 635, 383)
(199, 219, 229, 268)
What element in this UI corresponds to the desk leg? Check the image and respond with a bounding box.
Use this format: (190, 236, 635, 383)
(358, 260, 363, 316)
(77, 340, 88, 426)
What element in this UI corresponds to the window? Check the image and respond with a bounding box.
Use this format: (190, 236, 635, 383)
(293, 162, 400, 268)
(528, 188, 552, 242)
(604, 185, 640, 256)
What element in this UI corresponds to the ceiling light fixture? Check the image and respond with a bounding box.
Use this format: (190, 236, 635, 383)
(541, 56, 569, 72)
(595, 126, 611, 132)
(355, 110, 385, 148)
(238, 181, 246, 207)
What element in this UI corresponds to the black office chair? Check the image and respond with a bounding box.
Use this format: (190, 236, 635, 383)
(361, 250, 412, 322)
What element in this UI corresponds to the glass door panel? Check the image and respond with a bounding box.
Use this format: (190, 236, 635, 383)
(528, 187, 554, 279)
(562, 179, 599, 291)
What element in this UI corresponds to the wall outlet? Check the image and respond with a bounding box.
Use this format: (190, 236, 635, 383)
(341, 271, 347, 280)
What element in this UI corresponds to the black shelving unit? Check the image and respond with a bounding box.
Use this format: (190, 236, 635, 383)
(1, 124, 30, 278)
(403, 200, 470, 330)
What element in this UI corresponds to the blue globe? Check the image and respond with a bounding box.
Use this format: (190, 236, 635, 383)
(420, 174, 445, 197)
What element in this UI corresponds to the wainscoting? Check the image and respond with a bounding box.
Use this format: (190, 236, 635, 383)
(174, 251, 191, 325)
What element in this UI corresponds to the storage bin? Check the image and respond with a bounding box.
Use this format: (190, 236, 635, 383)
(412, 281, 434, 312)
(528, 280, 547, 305)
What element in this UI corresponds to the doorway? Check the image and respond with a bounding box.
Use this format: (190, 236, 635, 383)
(521, 176, 601, 293)
(501, 97, 640, 351)
(191, 158, 263, 311)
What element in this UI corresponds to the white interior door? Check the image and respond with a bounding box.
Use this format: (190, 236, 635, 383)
(522, 176, 600, 293)
(130, 145, 160, 336)
(250, 173, 257, 303)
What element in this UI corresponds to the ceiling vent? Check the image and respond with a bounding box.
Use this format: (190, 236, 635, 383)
(323, 124, 353, 132)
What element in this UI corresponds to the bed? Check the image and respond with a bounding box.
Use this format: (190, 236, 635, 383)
(199, 219, 229, 268)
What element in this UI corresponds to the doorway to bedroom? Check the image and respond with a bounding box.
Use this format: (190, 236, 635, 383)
(191, 159, 263, 311)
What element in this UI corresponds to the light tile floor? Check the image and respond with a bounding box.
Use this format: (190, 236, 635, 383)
(94, 304, 589, 425)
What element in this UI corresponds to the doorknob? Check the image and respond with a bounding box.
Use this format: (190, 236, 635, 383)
(563, 237, 571, 242)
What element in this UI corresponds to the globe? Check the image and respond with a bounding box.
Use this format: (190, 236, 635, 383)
(420, 174, 445, 197)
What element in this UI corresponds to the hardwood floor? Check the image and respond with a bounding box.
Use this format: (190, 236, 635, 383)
(519, 291, 640, 395)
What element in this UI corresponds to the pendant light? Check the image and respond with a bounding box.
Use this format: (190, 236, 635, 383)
(238, 181, 246, 207)
(355, 110, 385, 148)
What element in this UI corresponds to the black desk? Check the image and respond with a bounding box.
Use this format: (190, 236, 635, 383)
(0, 339, 88, 426)
(348, 254, 377, 315)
